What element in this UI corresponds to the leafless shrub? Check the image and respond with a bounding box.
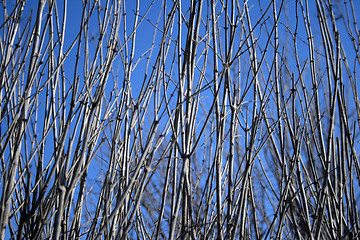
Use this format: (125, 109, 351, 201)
(1, 0, 360, 239)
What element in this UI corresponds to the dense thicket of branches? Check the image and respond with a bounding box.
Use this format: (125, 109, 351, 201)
(1, 0, 360, 239)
